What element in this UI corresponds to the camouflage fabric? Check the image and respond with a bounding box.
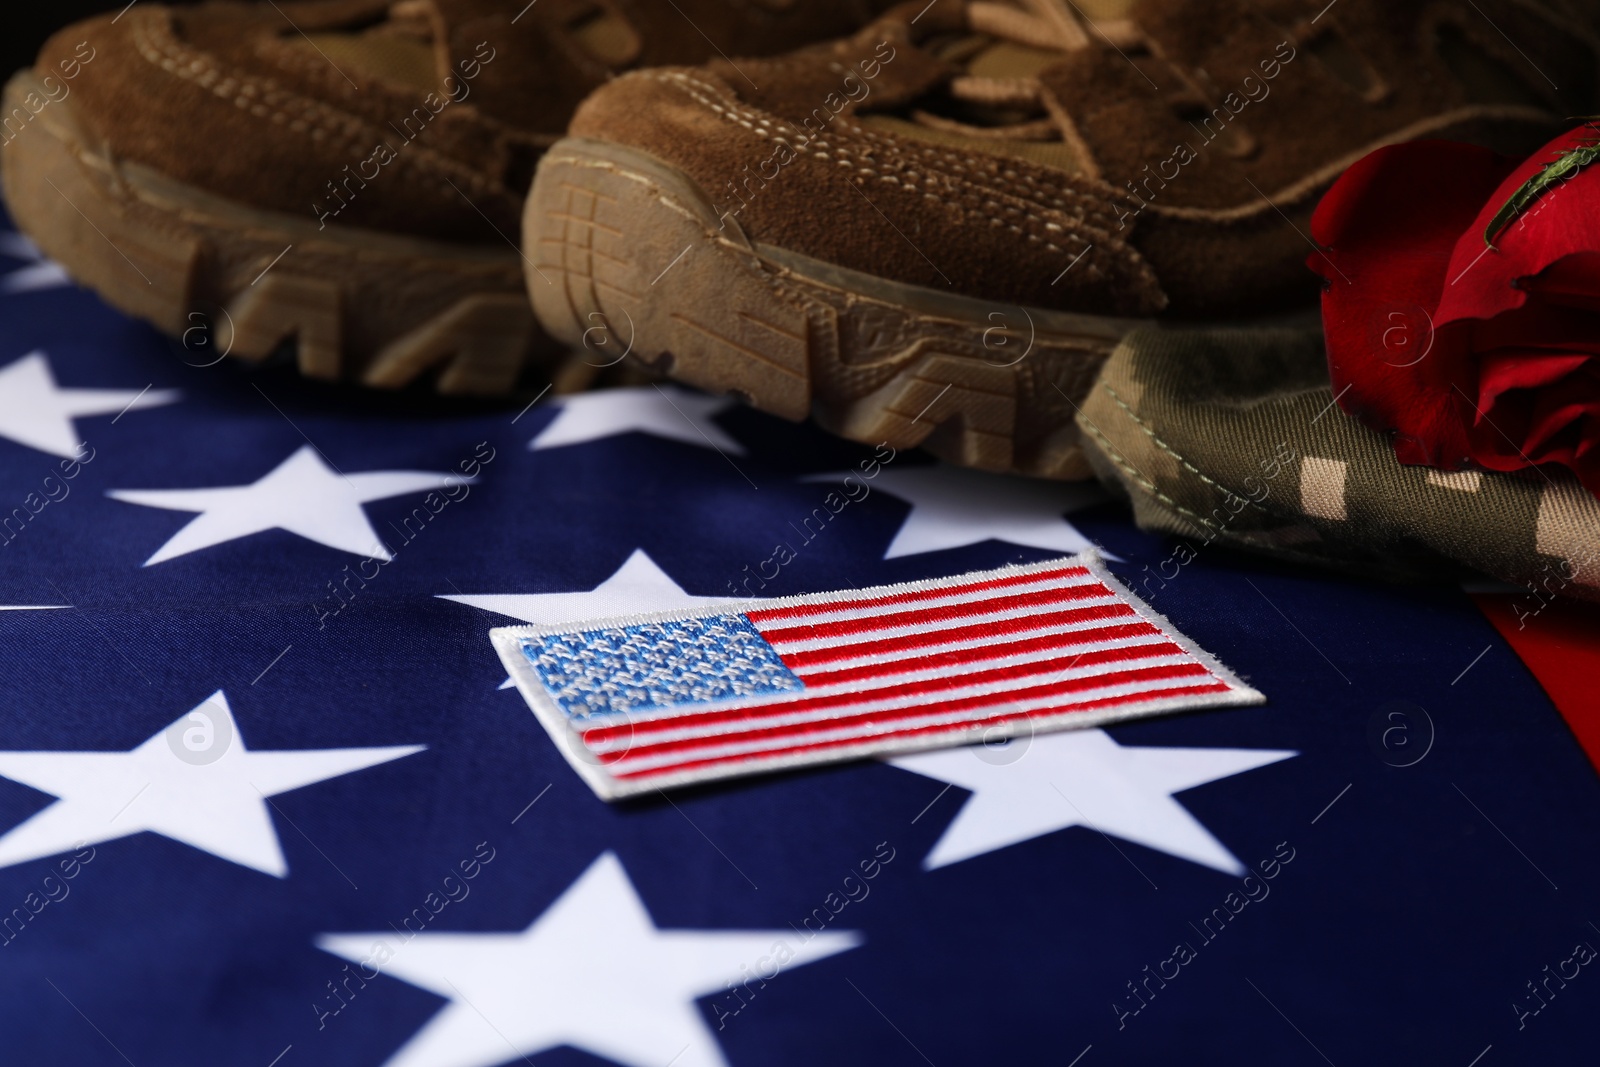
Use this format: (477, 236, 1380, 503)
(1073, 326, 1600, 607)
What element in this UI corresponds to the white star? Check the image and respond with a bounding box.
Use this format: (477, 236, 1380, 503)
(440, 549, 743, 626)
(0, 233, 71, 294)
(0, 351, 178, 458)
(529, 385, 744, 454)
(108, 445, 470, 565)
(892, 729, 1295, 874)
(810, 464, 1104, 559)
(318, 851, 860, 1067)
(0, 691, 422, 876)
(440, 549, 750, 689)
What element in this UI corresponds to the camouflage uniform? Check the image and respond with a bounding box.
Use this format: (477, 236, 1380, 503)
(1074, 327, 1600, 608)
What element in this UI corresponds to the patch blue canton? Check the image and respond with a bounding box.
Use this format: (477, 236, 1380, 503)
(520, 613, 804, 720)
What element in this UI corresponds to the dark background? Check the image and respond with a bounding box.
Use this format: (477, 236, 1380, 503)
(2, 2, 201, 77)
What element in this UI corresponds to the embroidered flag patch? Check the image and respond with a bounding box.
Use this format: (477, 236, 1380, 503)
(491, 554, 1265, 799)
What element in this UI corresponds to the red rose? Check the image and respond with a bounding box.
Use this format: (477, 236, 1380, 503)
(1311, 126, 1600, 495)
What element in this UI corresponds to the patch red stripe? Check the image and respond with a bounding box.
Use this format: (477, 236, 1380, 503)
(590, 661, 1214, 756)
(796, 636, 1185, 689)
(775, 608, 1148, 670)
(743, 565, 1091, 624)
(610, 681, 1236, 781)
(583, 645, 1191, 746)
(756, 583, 1113, 645)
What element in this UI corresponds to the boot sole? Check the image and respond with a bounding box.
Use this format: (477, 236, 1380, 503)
(0, 68, 552, 395)
(526, 137, 1148, 479)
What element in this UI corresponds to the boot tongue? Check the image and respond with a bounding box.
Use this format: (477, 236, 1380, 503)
(953, 0, 1140, 75)
(295, 0, 637, 132)
(1073, 0, 1138, 16)
(873, 0, 1147, 172)
(420, 0, 643, 131)
(416, 0, 642, 71)
(292, 2, 437, 95)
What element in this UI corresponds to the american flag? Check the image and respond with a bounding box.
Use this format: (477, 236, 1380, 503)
(2, 199, 1598, 1066)
(495, 556, 1263, 797)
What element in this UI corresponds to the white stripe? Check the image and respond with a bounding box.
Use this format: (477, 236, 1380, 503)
(750, 571, 1101, 629)
(765, 594, 1125, 654)
(604, 673, 1226, 774)
(790, 616, 1163, 676)
(585, 652, 1201, 753)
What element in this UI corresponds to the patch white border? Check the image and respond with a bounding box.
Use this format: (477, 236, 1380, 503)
(490, 553, 1266, 801)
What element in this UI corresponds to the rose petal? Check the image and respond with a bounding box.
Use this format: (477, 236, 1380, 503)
(1437, 126, 1600, 326)
(1459, 343, 1600, 476)
(1476, 350, 1590, 409)
(1525, 392, 1600, 458)
(1311, 141, 1519, 468)
(1524, 251, 1600, 312)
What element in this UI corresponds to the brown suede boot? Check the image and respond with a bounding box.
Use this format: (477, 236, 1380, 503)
(526, 0, 1599, 477)
(0, 0, 895, 394)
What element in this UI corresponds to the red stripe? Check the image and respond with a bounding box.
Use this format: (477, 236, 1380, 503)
(611, 681, 1235, 781)
(584, 645, 1192, 746)
(590, 661, 1214, 755)
(777, 608, 1148, 670)
(798, 636, 1185, 689)
(1472, 593, 1600, 777)
(744, 565, 1091, 624)
(756, 583, 1113, 645)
